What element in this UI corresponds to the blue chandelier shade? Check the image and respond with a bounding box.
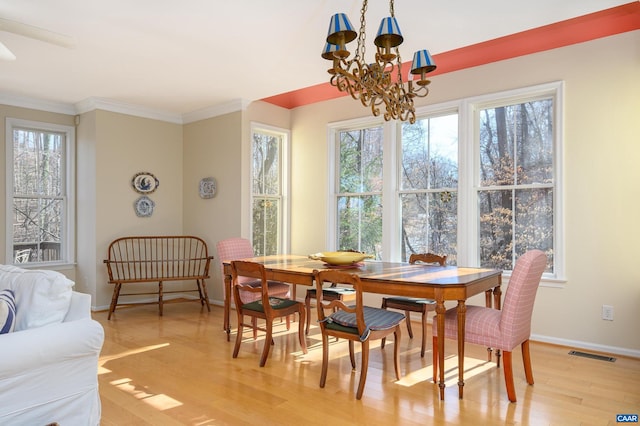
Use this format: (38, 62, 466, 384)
(326, 13, 357, 47)
(374, 17, 403, 49)
(321, 42, 340, 60)
(410, 49, 437, 74)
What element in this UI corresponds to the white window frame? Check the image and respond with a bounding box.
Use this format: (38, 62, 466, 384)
(249, 122, 291, 255)
(5, 118, 76, 267)
(327, 81, 564, 281)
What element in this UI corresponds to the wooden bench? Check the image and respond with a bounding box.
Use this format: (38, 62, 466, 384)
(104, 235, 213, 319)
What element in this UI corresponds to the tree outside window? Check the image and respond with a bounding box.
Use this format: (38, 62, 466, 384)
(400, 114, 458, 263)
(336, 127, 383, 258)
(7, 120, 74, 265)
(252, 130, 282, 256)
(478, 99, 554, 272)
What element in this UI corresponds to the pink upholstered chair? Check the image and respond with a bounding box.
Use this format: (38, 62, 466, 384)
(216, 237, 292, 338)
(432, 249, 547, 402)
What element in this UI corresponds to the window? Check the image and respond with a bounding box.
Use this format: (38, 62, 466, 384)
(476, 97, 555, 272)
(336, 126, 383, 257)
(400, 114, 458, 262)
(329, 82, 562, 277)
(5, 118, 75, 266)
(251, 125, 289, 256)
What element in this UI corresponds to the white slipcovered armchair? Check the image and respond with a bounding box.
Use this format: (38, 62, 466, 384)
(0, 265, 104, 425)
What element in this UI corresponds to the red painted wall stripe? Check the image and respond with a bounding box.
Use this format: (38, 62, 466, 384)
(261, 2, 640, 109)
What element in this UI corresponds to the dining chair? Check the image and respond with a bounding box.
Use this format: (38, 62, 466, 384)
(304, 249, 363, 335)
(380, 253, 447, 357)
(216, 237, 292, 338)
(231, 260, 307, 367)
(432, 249, 547, 402)
(313, 269, 406, 400)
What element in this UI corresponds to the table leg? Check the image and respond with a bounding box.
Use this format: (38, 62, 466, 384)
(436, 298, 446, 400)
(224, 273, 231, 341)
(457, 300, 467, 399)
(493, 284, 502, 310)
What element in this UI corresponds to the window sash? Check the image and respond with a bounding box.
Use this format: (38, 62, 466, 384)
(250, 124, 290, 256)
(5, 118, 75, 266)
(328, 82, 563, 279)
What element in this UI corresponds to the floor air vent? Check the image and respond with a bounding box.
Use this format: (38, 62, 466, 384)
(568, 350, 616, 362)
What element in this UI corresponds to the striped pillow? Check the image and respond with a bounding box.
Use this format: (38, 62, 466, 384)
(0, 289, 16, 334)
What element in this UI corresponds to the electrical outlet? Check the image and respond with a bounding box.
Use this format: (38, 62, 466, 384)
(602, 305, 614, 321)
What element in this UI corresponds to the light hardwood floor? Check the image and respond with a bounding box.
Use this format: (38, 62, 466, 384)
(95, 300, 640, 425)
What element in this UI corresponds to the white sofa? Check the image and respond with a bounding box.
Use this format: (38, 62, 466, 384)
(0, 265, 104, 425)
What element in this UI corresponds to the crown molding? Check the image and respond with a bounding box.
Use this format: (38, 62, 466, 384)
(1, 92, 250, 125)
(74, 97, 183, 124)
(0, 92, 76, 115)
(182, 99, 250, 124)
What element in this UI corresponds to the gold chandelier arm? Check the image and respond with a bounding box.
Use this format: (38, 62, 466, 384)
(324, 0, 432, 123)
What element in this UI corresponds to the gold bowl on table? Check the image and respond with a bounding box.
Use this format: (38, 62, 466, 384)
(308, 251, 374, 266)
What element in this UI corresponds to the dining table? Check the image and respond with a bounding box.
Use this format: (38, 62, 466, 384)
(221, 254, 502, 400)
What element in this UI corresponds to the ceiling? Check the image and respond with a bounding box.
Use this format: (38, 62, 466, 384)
(0, 0, 633, 118)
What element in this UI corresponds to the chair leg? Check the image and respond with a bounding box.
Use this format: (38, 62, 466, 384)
(348, 340, 356, 370)
(320, 334, 329, 388)
(233, 314, 244, 359)
(393, 327, 402, 380)
(356, 340, 370, 400)
(305, 293, 312, 335)
(298, 306, 308, 354)
(259, 319, 273, 367)
(380, 300, 387, 349)
(420, 310, 427, 357)
(521, 340, 534, 385)
(252, 317, 258, 340)
(405, 310, 414, 339)
(432, 336, 438, 382)
(503, 350, 516, 402)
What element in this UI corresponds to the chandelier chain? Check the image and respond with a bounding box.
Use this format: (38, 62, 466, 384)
(357, 0, 368, 62)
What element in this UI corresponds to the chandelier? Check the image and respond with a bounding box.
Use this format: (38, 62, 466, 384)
(322, 0, 436, 124)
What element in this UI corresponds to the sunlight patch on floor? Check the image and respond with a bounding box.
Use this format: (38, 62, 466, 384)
(99, 342, 170, 368)
(109, 377, 183, 410)
(395, 355, 495, 387)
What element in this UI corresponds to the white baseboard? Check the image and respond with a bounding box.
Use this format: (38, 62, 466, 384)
(530, 333, 640, 359)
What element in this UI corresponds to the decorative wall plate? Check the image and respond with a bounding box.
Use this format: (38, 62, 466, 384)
(134, 196, 155, 217)
(132, 172, 159, 194)
(199, 177, 217, 199)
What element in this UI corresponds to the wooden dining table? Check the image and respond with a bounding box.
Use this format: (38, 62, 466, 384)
(221, 254, 502, 400)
